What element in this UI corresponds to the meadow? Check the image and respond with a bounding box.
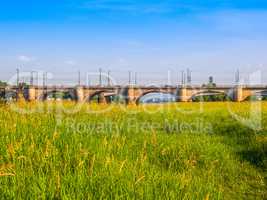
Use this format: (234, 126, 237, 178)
(0, 102, 266, 199)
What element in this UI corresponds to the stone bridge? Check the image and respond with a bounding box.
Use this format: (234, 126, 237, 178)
(1, 85, 267, 104)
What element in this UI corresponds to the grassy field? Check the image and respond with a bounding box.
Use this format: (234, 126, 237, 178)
(0, 102, 266, 199)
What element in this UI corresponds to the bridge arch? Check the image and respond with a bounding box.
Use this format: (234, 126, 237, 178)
(0, 89, 6, 101)
(190, 90, 232, 102)
(38, 89, 76, 101)
(3, 90, 18, 101)
(88, 90, 118, 103)
(244, 90, 267, 101)
(136, 90, 177, 104)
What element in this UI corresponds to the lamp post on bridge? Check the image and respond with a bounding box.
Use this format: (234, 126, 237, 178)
(78, 70, 81, 86)
(30, 71, 38, 86)
(235, 69, 240, 85)
(16, 68, 20, 87)
(186, 68, 192, 86)
(99, 68, 102, 86)
(30, 71, 34, 86)
(108, 70, 111, 86)
(181, 70, 186, 87)
(128, 71, 132, 86)
(179, 70, 188, 102)
(42, 72, 48, 89)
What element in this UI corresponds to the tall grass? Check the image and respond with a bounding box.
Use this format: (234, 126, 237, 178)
(0, 102, 266, 199)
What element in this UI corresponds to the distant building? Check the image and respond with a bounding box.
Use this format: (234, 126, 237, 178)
(202, 76, 216, 88)
(209, 76, 214, 85)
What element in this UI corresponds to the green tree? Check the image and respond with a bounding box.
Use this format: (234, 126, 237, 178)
(0, 81, 7, 87)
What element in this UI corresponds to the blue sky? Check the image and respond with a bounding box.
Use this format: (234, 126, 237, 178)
(0, 0, 267, 84)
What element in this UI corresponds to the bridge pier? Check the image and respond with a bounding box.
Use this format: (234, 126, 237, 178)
(179, 87, 188, 102)
(98, 93, 107, 104)
(234, 86, 243, 102)
(126, 87, 136, 105)
(27, 86, 36, 101)
(76, 86, 85, 102)
(17, 89, 26, 102)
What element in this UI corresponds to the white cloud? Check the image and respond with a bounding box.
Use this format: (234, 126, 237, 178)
(118, 57, 128, 65)
(17, 55, 35, 62)
(65, 60, 76, 66)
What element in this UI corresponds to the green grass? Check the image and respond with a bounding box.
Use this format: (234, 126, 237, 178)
(0, 102, 266, 199)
